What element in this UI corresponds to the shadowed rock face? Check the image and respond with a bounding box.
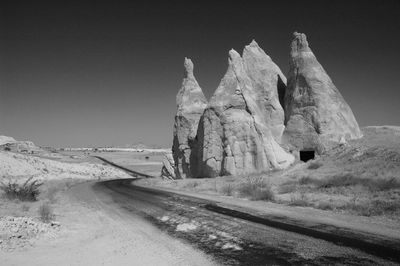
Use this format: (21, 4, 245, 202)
(283, 32, 362, 154)
(197, 44, 294, 178)
(172, 58, 208, 178)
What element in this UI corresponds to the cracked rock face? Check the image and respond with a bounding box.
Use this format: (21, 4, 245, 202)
(161, 153, 177, 179)
(172, 58, 207, 178)
(242, 40, 287, 143)
(283, 32, 362, 154)
(197, 44, 294, 178)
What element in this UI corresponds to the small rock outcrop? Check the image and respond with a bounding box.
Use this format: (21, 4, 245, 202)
(283, 32, 362, 154)
(172, 58, 208, 178)
(197, 43, 294, 178)
(161, 153, 177, 179)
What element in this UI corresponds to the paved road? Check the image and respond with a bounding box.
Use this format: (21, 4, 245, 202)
(90, 178, 397, 265)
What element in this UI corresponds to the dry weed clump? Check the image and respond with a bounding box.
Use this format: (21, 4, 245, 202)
(38, 203, 54, 223)
(298, 173, 400, 192)
(0, 177, 43, 201)
(237, 177, 274, 201)
(307, 161, 323, 170)
(220, 183, 235, 196)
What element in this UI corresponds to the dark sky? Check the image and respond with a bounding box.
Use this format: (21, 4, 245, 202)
(1, 1, 399, 147)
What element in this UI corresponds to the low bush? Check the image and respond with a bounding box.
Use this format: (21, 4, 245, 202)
(182, 181, 199, 190)
(297, 174, 400, 192)
(307, 161, 323, 170)
(237, 177, 274, 201)
(220, 183, 234, 196)
(38, 203, 54, 223)
(0, 177, 43, 201)
(340, 199, 400, 217)
(288, 192, 310, 207)
(278, 181, 297, 194)
(315, 201, 335, 211)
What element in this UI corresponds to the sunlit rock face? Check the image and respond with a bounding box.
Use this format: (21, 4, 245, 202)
(161, 153, 177, 179)
(283, 32, 362, 154)
(172, 58, 208, 178)
(197, 44, 294, 178)
(242, 40, 287, 143)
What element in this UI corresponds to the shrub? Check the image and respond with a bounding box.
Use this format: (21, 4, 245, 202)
(307, 161, 323, 170)
(288, 192, 310, 207)
(183, 181, 199, 190)
(299, 174, 400, 192)
(38, 203, 54, 223)
(237, 177, 274, 201)
(315, 201, 335, 210)
(0, 177, 43, 201)
(220, 183, 234, 196)
(278, 181, 297, 194)
(340, 199, 400, 217)
(298, 176, 314, 185)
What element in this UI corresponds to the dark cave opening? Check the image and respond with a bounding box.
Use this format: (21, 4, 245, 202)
(300, 150, 315, 162)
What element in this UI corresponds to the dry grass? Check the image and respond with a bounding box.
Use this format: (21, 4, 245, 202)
(298, 174, 400, 192)
(0, 176, 43, 201)
(339, 199, 400, 217)
(288, 191, 310, 207)
(237, 177, 274, 201)
(307, 161, 323, 170)
(219, 183, 234, 196)
(38, 203, 54, 223)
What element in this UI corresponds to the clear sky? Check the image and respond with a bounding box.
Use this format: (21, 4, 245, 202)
(1, 1, 399, 147)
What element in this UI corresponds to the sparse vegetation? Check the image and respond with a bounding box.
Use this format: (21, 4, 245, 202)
(339, 199, 400, 217)
(220, 183, 234, 196)
(307, 160, 323, 170)
(21, 204, 30, 212)
(38, 203, 54, 223)
(288, 191, 310, 207)
(0, 176, 43, 201)
(298, 173, 400, 192)
(237, 177, 274, 201)
(182, 180, 199, 190)
(278, 181, 297, 194)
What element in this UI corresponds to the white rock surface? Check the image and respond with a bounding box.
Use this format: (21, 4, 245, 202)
(0, 151, 131, 180)
(0, 136, 16, 145)
(283, 32, 362, 154)
(172, 58, 208, 178)
(161, 153, 177, 179)
(197, 43, 294, 177)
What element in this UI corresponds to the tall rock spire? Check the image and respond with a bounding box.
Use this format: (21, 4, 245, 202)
(172, 58, 207, 178)
(283, 32, 362, 154)
(197, 43, 294, 178)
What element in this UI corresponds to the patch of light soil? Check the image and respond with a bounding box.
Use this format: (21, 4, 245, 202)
(221, 242, 242, 251)
(0, 216, 60, 251)
(176, 222, 198, 232)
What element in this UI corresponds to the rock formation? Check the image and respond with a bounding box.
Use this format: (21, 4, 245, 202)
(242, 40, 287, 142)
(283, 32, 362, 154)
(197, 43, 294, 178)
(161, 153, 177, 179)
(172, 58, 208, 178)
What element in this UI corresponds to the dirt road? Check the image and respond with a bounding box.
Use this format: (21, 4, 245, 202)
(89, 179, 397, 265)
(0, 181, 217, 266)
(2, 177, 398, 265)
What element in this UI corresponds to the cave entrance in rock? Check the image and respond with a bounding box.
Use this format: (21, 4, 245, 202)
(300, 150, 315, 162)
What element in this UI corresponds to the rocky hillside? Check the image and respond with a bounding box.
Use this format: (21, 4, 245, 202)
(0, 151, 131, 181)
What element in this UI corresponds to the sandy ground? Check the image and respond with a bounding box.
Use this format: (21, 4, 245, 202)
(0, 182, 217, 266)
(62, 150, 164, 176)
(0, 148, 215, 265)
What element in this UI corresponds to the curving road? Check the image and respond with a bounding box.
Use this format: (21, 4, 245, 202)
(88, 177, 399, 266)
